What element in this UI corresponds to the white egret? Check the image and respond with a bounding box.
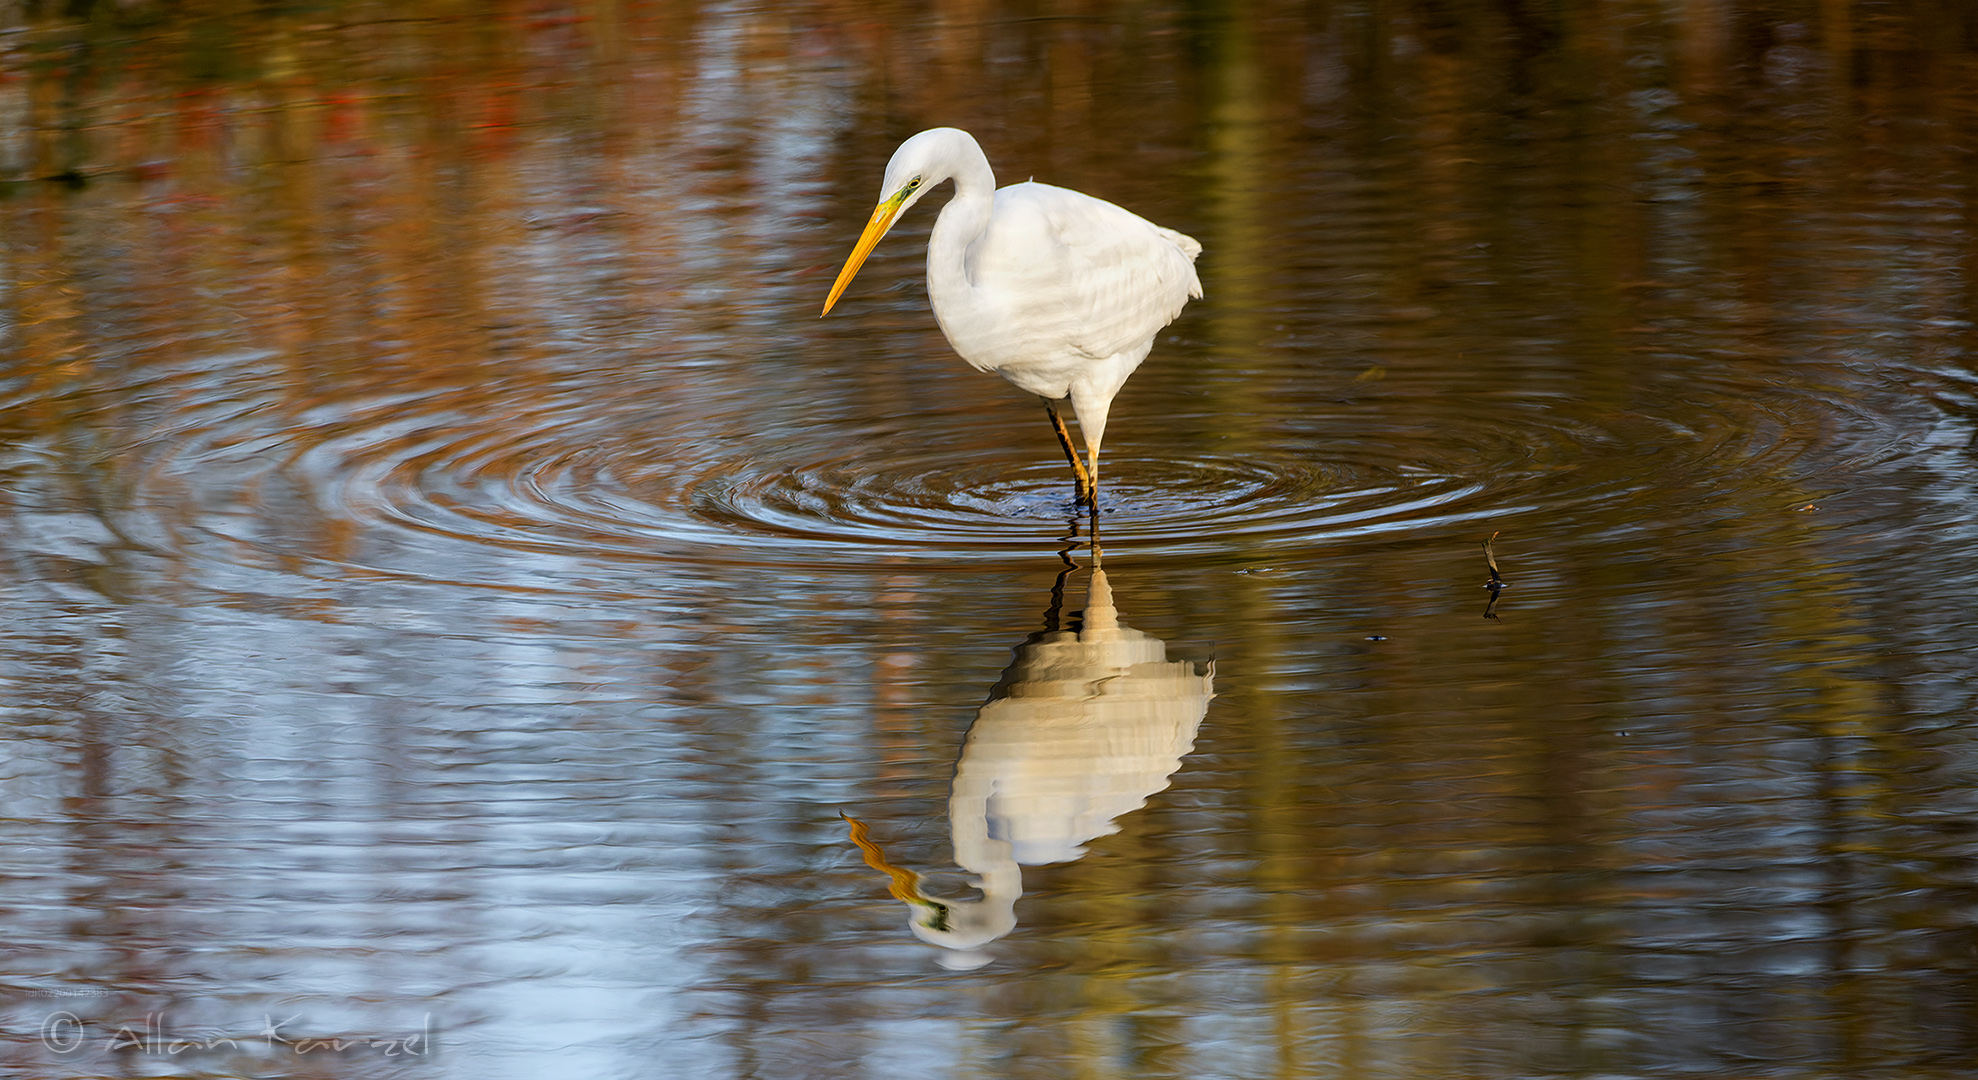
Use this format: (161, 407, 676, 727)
(821, 127, 1203, 506)
(842, 567, 1214, 969)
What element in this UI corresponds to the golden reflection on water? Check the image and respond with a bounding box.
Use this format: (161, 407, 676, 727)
(2, 3, 1977, 1079)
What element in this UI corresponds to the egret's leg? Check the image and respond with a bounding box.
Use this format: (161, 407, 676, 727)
(1044, 401, 1095, 504)
(1064, 381, 1116, 511)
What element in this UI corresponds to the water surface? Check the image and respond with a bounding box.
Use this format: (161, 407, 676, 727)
(3, 3, 1977, 1078)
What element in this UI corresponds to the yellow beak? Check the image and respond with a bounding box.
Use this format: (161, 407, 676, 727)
(840, 811, 926, 903)
(821, 190, 908, 316)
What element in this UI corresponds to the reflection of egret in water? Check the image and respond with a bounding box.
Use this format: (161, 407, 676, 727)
(846, 564, 1214, 969)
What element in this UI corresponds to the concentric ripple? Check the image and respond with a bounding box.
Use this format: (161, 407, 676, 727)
(30, 347, 1950, 586)
(297, 410, 1494, 567)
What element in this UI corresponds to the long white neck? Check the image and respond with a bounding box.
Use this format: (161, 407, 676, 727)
(925, 145, 996, 335)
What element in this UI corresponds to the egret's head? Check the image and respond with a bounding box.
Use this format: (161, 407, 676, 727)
(841, 810, 1017, 969)
(821, 127, 981, 316)
(878, 127, 977, 217)
(904, 891, 1017, 956)
(912, 898, 997, 970)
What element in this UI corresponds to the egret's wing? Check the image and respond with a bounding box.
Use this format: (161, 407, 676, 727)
(975, 183, 1202, 362)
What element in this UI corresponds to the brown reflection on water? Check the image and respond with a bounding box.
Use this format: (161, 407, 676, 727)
(2, 3, 1978, 1079)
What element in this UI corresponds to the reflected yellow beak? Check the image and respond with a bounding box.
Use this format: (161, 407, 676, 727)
(820, 191, 908, 316)
(840, 811, 926, 903)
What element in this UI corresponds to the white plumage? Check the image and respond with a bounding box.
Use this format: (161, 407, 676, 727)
(841, 568, 1214, 969)
(823, 127, 1202, 506)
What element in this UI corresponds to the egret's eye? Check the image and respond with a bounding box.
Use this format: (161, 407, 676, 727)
(906, 177, 923, 190)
